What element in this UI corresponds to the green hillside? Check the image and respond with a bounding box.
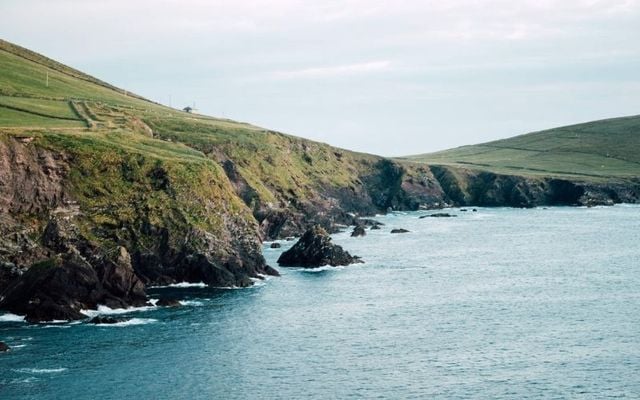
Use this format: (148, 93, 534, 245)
(402, 116, 640, 182)
(0, 39, 433, 244)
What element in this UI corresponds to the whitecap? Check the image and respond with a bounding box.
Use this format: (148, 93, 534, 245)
(93, 318, 157, 327)
(294, 265, 346, 272)
(0, 313, 26, 322)
(11, 344, 27, 348)
(178, 300, 204, 306)
(81, 303, 157, 318)
(15, 368, 67, 374)
(149, 282, 207, 289)
(42, 324, 71, 329)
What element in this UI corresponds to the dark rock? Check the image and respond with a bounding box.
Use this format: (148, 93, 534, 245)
(0, 245, 148, 323)
(285, 237, 295, 241)
(277, 226, 362, 268)
(419, 213, 457, 218)
(0, 342, 9, 352)
(370, 225, 381, 230)
(156, 298, 181, 307)
(270, 242, 281, 248)
(358, 218, 384, 227)
(262, 265, 281, 276)
(460, 209, 468, 212)
(390, 228, 410, 234)
(351, 225, 366, 237)
(472, 208, 478, 212)
(89, 316, 125, 324)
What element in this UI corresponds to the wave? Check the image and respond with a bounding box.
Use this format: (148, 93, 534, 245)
(15, 368, 67, 374)
(178, 300, 204, 306)
(11, 344, 27, 348)
(148, 282, 207, 288)
(0, 313, 25, 322)
(92, 318, 157, 327)
(81, 303, 157, 318)
(293, 265, 346, 272)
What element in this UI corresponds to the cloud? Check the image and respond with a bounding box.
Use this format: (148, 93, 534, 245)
(272, 61, 392, 80)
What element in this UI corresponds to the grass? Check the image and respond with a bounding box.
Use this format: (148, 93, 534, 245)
(402, 115, 640, 181)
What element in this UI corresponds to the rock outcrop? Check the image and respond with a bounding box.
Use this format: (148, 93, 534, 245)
(0, 342, 9, 352)
(277, 226, 362, 268)
(351, 225, 366, 237)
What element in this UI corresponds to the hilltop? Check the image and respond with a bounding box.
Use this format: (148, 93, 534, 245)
(402, 115, 640, 182)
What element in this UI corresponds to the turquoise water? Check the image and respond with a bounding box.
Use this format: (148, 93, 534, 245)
(1, 206, 639, 399)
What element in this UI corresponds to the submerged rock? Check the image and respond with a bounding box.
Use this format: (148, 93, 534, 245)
(0, 342, 9, 352)
(351, 225, 366, 237)
(277, 226, 362, 268)
(390, 228, 410, 234)
(270, 242, 281, 249)
(370, 225, 381, 230)
(89, 316, 125, 324)
(419, 213, 457, 218)
(156, 298, 181, 307)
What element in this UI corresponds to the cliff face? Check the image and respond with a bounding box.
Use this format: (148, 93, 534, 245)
(430, 165, 640, 207)
(0, 134, 277, 322)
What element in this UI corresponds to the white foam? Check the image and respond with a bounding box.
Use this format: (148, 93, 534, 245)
(81, 303, 157, 318)
(11, 344, 27, 348)
(178, 300, 204, 306)
(15, 368, 67, 374)
(149, 282, 207, 288)
(42, 324, 71, 329)
(93, 318, 157, 327)
(0, 313, 25, 322)
(294, 265, 346, 272)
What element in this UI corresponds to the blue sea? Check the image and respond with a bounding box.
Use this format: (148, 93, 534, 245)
(1, 206, 639, 399)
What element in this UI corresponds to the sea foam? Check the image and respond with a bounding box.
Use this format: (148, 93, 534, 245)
(0, 313, 25, 322)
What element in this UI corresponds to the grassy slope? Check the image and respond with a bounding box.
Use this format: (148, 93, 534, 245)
(0, 39, 387, 240)
(401, 116, 640, 182)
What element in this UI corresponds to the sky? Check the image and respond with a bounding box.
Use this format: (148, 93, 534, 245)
(1, 0, 640, 156)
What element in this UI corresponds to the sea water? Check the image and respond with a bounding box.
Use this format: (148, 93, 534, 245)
(1, 206, 639, 399)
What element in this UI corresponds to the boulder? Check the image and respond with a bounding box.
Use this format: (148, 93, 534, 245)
(270, 242, 281, 249)
(351, 225, 366, 237)
(390, 228, 410, 234)
(89, 316, 125, 324)
(277, 226, 362, 268)
(156, 298, 181, 307)
(0, 342, 9, 352)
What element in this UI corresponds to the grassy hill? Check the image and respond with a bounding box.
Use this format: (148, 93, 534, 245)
(0, 38, 440, 247)
(401, 116, 640, 182)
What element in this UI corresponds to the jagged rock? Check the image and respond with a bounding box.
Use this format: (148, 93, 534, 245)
(263, 265, 280, 276)
(270, 242, 281, 249)
(0, 246, 149, 323)
(156, 298, 181, 307)
(277, 226, 362, 268)
(351, 225, 366, 237)
(419, 213, 457, 218)
(89, 316, 125, 324)
(0, 342, 9, 352)
(390, 228, 410, 234)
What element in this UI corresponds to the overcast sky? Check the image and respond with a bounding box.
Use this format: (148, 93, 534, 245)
(2, 0, 640, 156)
